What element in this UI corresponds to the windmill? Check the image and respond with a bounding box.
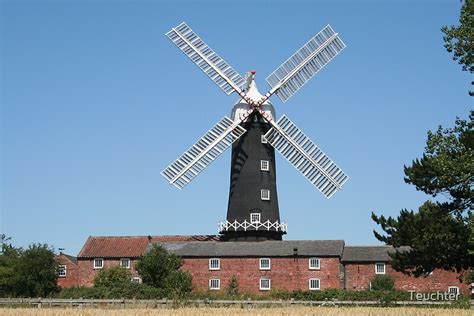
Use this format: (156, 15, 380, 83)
(162, 22, 349, 241)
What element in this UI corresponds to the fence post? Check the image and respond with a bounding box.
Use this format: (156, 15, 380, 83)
(37, 297, 42, 309)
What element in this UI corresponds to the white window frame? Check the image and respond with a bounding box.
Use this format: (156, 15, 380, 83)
(58, 265, 67, 277)
(261, 189, 270, 201)
(259, 277, 271, 290)
(131, 276, 142, 283)
(260, 160, 269, 171)
(93, 258, 104, 269)
(259, 258, 271, 270)
(250, 213, 261, 224)
(309, 257, 320, 270)
(209, 258, 220, 270)
(375, 262, 385, 274)
(209, 278, 220, 290)
(309, 278, 320, 290)
(120, 258, 130, 269)
(448, 286, 459, 295)
(261, 135, 268, 144)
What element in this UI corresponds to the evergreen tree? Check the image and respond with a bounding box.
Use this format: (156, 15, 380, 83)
(441, 0, 474, 96)
(372, 112, 473, 276)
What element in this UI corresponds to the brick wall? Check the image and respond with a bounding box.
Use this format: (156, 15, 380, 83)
(344, 262, 469, 295)
(77, 258, 140, 287)
(57, 255, 79, 288)
(181, 256, 341, 294)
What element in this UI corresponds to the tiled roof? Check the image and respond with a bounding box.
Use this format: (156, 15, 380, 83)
(341, 246, 410, 262)
(155, 240, 345, 257)
(60, 253, 78, 265)
(78, 235, 220, 258)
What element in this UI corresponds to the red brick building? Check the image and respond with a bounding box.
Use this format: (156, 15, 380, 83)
(75, 235, 219, 287)
(59, 236, 469, 296)
(341, 246, 468, 295)
(57, 252, 79, 288)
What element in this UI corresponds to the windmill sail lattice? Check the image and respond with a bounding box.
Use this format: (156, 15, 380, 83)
(264, 115, 349, 198)
(265, 25, 346, 103)
(161, 117, 246, 189)
(166, 22, 245, 95)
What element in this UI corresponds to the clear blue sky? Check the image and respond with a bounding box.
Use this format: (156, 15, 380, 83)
(2, 0, 471, 256)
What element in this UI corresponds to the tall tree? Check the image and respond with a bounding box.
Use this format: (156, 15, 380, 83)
(372, 112, 473, 276)
(12, 244, 59, 297)
(441, 0, 474, 96)
(135, 244, 192, 296)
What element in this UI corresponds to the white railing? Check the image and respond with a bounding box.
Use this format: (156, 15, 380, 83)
(218, 220, 287, 233)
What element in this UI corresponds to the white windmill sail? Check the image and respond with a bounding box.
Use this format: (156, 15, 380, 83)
(264, 115, 349, 198)
(265, 25, 346, 103)
(161, 116, 247, 189)
(166, 22, 245, 96)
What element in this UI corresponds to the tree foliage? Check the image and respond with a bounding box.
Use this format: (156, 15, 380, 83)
(441, 0, 474, 95)
(93, 266, 132, 288)
(135, 244, 192, 297)
(371, 275, 395, 292)
(0, 235, 59, 297)
(372, 112, 473, 276)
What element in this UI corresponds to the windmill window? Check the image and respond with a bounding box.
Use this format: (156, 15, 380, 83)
(120, 258, 130, 269)
(260, 160, 269, 171)
(250, 213, 261, 224)
(261, 135, 268, 144)
(261, 189, 270, 201)
(259, 277, 271, 290)
(209, 278, 220, 290)
(309, 258, 320, 270)
(309, 278, 320, 290)
(58, 265, 67, 277)
(209, 258, 220, 270)
(93, 258, 104, 269)
(259, 258, 271, 270)
(375, 263, 385, 274)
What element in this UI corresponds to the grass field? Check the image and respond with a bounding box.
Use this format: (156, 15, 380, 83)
(0, 307, 472, 316)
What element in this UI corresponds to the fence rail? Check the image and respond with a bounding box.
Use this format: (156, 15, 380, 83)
(0, 298, 472, 308)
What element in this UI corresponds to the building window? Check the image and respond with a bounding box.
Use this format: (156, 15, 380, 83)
(261, 135, 268, 144)
(250, 213, 261, 224)
(260, 277, 271, 290)
(131, 277, 142, 284)
(260, 160, 269, 171)
(120, 258, 130, 269)
(58, 265, 67, 277)
(309, 258, 320, 270)
(209, 258, 220, 270)
(259, 258, 271, 270)
(93, 258, 104, 269)
(261, 189, 270, 201)
(309, 278, 320, 290)
(448, 286, 459, 296)
(375, 263, 385, 274)
(209, 278, 220, 290)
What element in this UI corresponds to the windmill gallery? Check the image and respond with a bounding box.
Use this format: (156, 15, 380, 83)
(57, 22, 468, 295)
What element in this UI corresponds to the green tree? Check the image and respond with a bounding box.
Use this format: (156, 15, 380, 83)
(0, 235, 20, 296)
(370, 275, 395, 291)
(12, 244, 59, 297)
(93, 266, 132, 288)
(441, 0, 474, 95)
(372, 112, 473, 276)
(226, 275, 239, 296)
(135, 244, 192, 297)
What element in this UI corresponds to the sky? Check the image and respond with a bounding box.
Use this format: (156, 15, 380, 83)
(1, 0, 472, 256)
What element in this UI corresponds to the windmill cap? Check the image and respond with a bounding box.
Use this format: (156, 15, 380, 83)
(251, 69, 256, 75)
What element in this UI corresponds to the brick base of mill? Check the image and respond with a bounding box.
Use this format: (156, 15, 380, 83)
(58, 236, 470, 296)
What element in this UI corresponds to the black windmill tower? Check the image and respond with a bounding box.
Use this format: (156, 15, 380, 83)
(162, 22, 349, 241)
